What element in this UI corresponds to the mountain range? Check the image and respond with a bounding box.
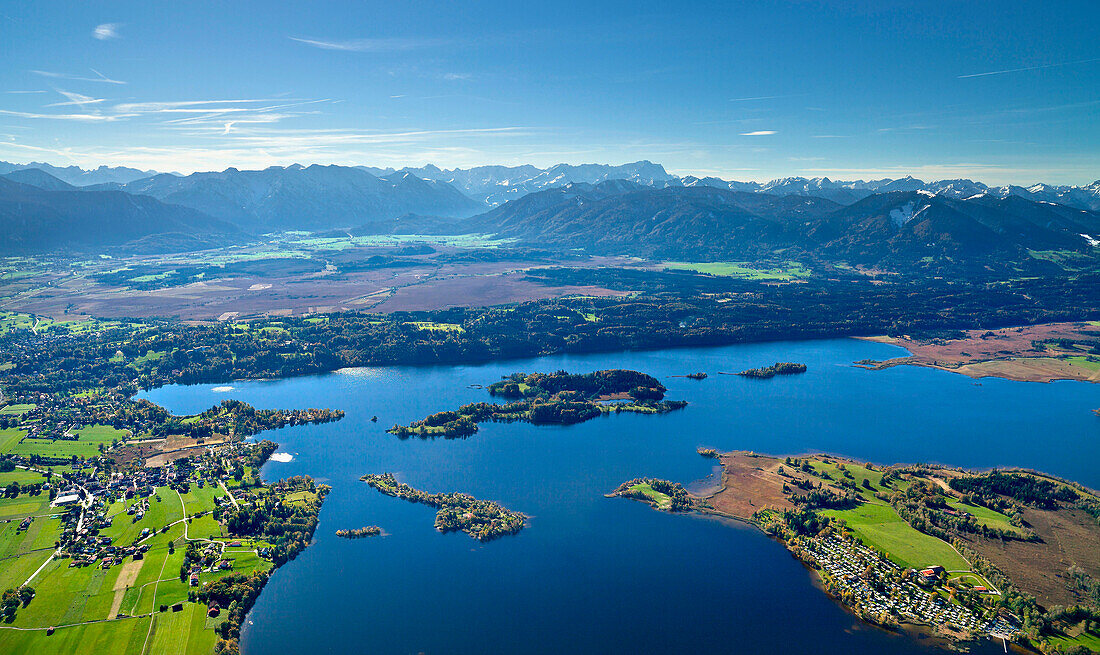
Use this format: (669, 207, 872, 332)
(460, 181, 1100, 273)
(1, 161, 1097, 274)
(87, 164, 482, 231)
(0, 161, 157, 187)
(4, 159, 1098, 211)
(0, 175, 239, 254)
(360, 160, 1100, 211)
(362, 161, 679, 206)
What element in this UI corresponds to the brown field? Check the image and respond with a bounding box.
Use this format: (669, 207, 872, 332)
(366, 273, 628, 313)
(110, 557, 144, 618)
(957, 506, 1100, 607)
(109, 434, 227, 468)
(144, 448, 206, 468)
(0, 253, 634, 321)
(857, 322, 1100, 383)
(109, 440, 165, 467)
(161, 434, 228, 450)
(706, 451, 796, 520)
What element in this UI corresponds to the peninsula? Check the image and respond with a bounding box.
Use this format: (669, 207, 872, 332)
(612, 450, 1100, 654)
(856, 322, 1100, 384)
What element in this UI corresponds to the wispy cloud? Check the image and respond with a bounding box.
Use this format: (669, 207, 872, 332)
(5, 90, 46, 94)
(0, 109, 125, 122)
(0, 126, 536, 173)
(957, 57, 1100, 79)
(729, 94, 803, 102)
(442, 73, 472, 81)
(289, 36, 454, 52)
(741, 130, 776, 136)
(93, 23, 120, 40)
(113, 98, 298, 113)
(32, 69, 126, 85)
(45, 90, 107, 109)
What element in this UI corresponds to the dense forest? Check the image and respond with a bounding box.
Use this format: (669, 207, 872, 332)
(3, 274, 1099, 398)
(949, 472, 1081, 510)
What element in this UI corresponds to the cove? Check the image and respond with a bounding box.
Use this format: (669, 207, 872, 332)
(139, 338, 1100, 655)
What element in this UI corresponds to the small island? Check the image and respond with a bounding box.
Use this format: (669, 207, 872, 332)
(735, 362, 807, 378)
(336, 526, 382, 539)
(387, 369, 687, 439)
(607, 478, 700, 512)
(613, 450, 1100, 654)
(671, 372, 708, 379)
(360, 473, 526, 542)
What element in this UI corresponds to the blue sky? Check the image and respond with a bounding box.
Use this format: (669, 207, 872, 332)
(1, 0, 1097, 184)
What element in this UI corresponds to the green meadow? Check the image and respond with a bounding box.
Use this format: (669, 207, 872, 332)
(0, 472, 272, 654)
(821, 502, 969, 571)
(662, 260, 811, 280)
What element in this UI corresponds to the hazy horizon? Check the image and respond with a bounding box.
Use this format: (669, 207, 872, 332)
(2, 157, 1097, 189)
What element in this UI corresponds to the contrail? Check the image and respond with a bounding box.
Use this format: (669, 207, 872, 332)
(958, 57, 1100, 79)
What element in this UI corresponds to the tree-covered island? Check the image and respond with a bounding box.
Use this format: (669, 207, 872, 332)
(735, 362, 808, 378)
(335, 526, 382, 538)
(607, 478, 701, 512)
(360, 473, 526, 542)
(387, 369, 687, 438)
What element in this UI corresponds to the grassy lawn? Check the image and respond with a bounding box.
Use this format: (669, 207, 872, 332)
(284, 489, 318, 505)
(147, 602, 219, 655)
(806, 458, 888, 501)
(0, 403, 36, 415)
(1046, 627, 1100, 653)
(0, 469, 47, 486)
(0, 427, 28, 453)
(404, 321, 465, 333)
(945, 499, 1022, 534)
(130, 350, 169, 368)
(821, 502, 970, 570)
(629, 483, 671, 510)
(0, 615, 152, 654)
(1064, 355, 1100, 372)
(0, 505, 62, 562)
(662, 260, 811, 280)
(179, 485, 220, 518)
(10, 425, 128, 459)
(102, 494, 185, 546)
(0, 495, 52, 520)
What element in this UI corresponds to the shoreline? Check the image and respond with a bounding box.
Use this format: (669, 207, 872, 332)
(621, 449, 1100, 653)
(853, 323, 1100, 384)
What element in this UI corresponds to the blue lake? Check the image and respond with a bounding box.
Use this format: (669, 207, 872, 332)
(140, 338, 1100, 655)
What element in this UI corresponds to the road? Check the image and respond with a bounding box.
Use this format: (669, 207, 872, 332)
(19, 464, 97, 588)
(218, 479, 239, 508)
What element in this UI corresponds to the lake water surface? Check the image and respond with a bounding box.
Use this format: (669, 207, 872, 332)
(140, 339, 1100, 655)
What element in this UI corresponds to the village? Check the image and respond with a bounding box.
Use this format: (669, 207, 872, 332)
(0, 431, 326, 652)
(800, 533, 1021, 641)
(8, 444, 272, 586)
